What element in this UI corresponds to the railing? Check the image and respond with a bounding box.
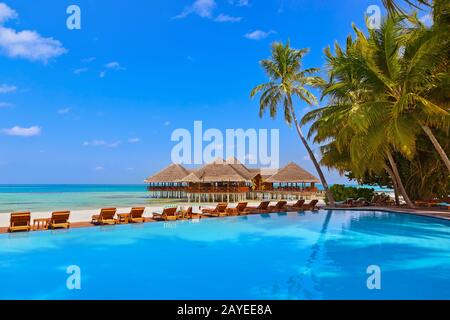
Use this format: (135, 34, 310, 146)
(147, 186, 250, 193)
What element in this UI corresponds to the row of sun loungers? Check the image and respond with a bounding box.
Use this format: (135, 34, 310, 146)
(201, 200, 319, 217)
(8, 211, 71, 233)
(6, 200, 321, 233)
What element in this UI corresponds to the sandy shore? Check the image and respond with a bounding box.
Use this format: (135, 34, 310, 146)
(0, 205, 191, 228)
(0, 200, 330, 228)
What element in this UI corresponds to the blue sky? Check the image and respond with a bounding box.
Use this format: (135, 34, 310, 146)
(0, 0, 389, 184)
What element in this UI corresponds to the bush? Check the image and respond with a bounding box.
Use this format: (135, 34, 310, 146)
(328, 184, 375, 203)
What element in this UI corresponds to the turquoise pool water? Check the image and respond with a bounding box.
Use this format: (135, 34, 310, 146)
(0, 210, 448, 300)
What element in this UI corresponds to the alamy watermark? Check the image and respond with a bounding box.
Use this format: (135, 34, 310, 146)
(171, 121, 280, 171)
(66, 5, 81, 30)
(66, 265, 81, 290)
(366, 265, 381, 290)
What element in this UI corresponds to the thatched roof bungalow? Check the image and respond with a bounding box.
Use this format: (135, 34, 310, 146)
(145, 159, 322, 201)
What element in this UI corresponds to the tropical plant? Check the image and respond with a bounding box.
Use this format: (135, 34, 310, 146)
(302, 7, 450, 207)
(250, 41, 336, 206)
(329, 184, 376, 203)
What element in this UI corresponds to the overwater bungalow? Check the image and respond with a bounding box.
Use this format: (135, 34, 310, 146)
(145, 158, 322, 202)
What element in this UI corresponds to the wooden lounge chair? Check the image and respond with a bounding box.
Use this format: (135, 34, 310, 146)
(268, 200, 288, 212)
(48, 211, 71, 229)
(226, 202, 248, 216)
(335, 198, 354, 208)
(8, 212, 31, 233)
(202, 203, 228, 217)
(179, 207, 202, 220)
(354, 198, 370, 207)
(91, 208, 117, 225)
(244, 201, 271, 214)
(303, 199, 319, 210)
(287, 199, 305, 211)
(153, 207, 178, 221)
(129, 207, 146, 223)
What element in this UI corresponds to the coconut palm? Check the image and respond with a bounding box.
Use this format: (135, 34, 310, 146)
(305, 10, 449, 203)
(382, 0, 430, 13)
(250, 41, 336, 206)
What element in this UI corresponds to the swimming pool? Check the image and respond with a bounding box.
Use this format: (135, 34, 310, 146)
(0, 210, 449, 300)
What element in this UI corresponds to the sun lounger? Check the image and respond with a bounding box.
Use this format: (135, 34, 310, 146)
(153, 207, 178, 221)
(226, 202, 248, 215)
(244, 201, 271, 214)
(91, 208, 117, 225)
(286, 199, 305, 211)
(202, 203, 228, 217)
(129, 207, 146, 223)
(8, 212, 31, 232)
(48, 211, 71, 229)
(179, 207, 202, 220)
(303, 199, 319, 210)
(268, 200, 288, 212)
(335, 198, 354, 208)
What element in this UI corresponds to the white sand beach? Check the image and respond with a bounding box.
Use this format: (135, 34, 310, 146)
(0, 200, 327, 228)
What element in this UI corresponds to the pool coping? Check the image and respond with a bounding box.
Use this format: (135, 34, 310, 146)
(324, 206, 450, 221)
(0, 206, 448, 235)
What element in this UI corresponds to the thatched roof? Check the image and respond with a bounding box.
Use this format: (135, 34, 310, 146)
(145, 164, 190, 183)
(145, 160, 319, 184)
(225, 156, 255, 180)
(179, 172, 201, 183)
(265, 162, 320, 183)
(192, 159, 251, 182)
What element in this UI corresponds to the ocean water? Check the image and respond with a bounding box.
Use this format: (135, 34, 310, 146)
(0, 185, 155, 213)
(0, 184, 393, 214)
(0, 210, 448, 300)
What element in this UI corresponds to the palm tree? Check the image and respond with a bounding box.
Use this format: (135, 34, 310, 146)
(250, 42, 336, 206)
(382, 0, 430, 13)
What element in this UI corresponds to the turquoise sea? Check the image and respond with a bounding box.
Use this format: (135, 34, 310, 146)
(0, 185, 157, 213)
(0, 184, 393, 213)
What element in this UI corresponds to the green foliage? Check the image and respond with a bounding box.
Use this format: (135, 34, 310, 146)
(301, 2, 450, 202)
(329, 185, 376, 202)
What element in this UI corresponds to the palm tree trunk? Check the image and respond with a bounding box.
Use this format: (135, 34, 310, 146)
(386, 152, 415, 208)
(384, 164, 400, 206)
(290, 110, 336, 206)
(420, 124, 450, 173)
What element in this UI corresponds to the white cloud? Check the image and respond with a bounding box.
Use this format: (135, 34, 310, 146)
(0, 3, 17, 23)
(95, 166, 104, 171)
(0, 3, 66, 63)
(100, 61, 125, 77)
(73, 67, 88, 75)
(0, 83, 16, 93)
(229, 0, 250, 7)
(3, 125, 41, 137)
(83, 140, 120, 148)
(214, 14, 242, 23)
(0, 102, 13, 108)
(128, 137, 141, 143)
(174, 0, 217, 19)
(127, 167, 134, 171)
(244, 30, 276, 40)
(419, 14, 433, 27)
(105, 61, 125, 70)
(57, 107, 71, 114)
(164, 121, 171, 126)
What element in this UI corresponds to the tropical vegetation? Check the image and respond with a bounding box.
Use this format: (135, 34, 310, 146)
(250, 42, 336, 206)
(301, 0, 449, 207)
(251, 0, 449, 208)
